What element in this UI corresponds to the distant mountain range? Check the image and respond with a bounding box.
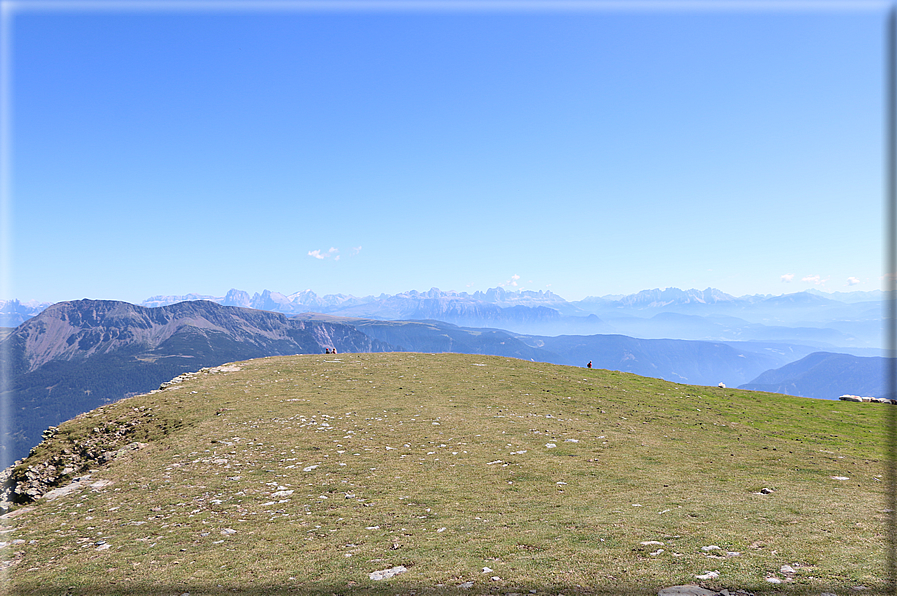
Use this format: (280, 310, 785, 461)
(0, 286, 860, 351)
(157, 286, 886, 351)
(0, 299, 53, 327)
(6, 287, 885, 350)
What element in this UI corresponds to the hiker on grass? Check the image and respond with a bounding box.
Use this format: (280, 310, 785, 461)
(587, 361, 592, 369)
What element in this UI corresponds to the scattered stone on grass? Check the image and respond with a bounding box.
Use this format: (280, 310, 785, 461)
(368, 565, 407, 580)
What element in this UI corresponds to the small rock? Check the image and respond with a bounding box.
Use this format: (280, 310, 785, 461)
(220, 528, 236, 535)
(701, 545, 721, 552)
(779, 564, 795, 574)
(759, 487, 774, 494)
(694, 571, 718, 580)
(459, 581, 474, 589)
(641, 541, 664, 546)
(491, 576, 501, 581)
(545, 443, 556, 448)
(765, 577, 782, 584)
(369, 565, 407, 581)
(482, 567, 493, 573)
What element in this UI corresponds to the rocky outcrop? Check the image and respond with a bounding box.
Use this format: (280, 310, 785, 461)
(0, 407, 156, 513)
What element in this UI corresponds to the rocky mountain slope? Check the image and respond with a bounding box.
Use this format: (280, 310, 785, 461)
(0, 300, 394, 468)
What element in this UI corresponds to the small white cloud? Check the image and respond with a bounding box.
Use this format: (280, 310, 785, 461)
(847, 276, 860, 286)
(309, 246, 351, 260)
(500, 274, 521, 288)
(781, 273, 794, 282)
(802, 274, 822, 285)
(351, 246, 362, 255)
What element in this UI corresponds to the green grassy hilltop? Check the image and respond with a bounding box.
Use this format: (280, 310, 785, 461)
(0, 353, 889, 595)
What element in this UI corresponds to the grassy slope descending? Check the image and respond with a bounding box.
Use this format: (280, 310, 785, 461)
(1, 353, 889, 595)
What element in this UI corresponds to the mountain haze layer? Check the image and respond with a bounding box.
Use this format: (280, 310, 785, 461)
(138, 286, 883, 349)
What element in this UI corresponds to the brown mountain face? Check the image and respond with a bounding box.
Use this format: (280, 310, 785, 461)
(14, 299, 393, 372)
(1, 299, 397, 468)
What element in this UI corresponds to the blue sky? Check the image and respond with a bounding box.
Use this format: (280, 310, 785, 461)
(2, 1, 888, 304)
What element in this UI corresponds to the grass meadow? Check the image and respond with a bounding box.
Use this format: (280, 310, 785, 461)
(0, 353, 889, 595)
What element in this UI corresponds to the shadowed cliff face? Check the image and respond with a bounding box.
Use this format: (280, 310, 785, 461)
(0, 300, 397, 468)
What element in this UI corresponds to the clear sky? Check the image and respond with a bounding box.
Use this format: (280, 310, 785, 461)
(2, 1, 888, 304)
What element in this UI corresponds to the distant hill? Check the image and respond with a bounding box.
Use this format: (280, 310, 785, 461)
(0, 299, 394, 468)
(738, 351, 888, 399)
